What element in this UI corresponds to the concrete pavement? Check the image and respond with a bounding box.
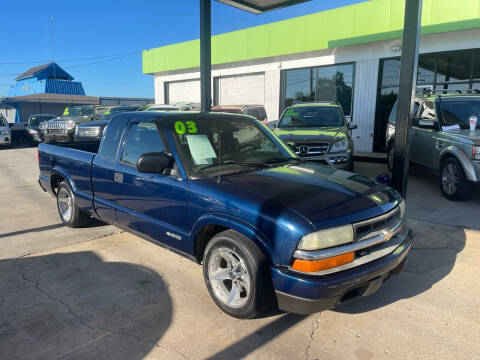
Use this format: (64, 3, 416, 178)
(1, 147, 479, 359)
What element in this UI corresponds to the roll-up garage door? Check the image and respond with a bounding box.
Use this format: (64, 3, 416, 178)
(166, 79, 200, 104)
(215, 73, 265, 106)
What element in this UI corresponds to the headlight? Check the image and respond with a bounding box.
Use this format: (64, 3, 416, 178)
(67, 121, 75, 130)
(0, 130, 10, 135)
(329, 138, 348, 153)
(473, 146, 480, 161)
(298, 224, 354, 251)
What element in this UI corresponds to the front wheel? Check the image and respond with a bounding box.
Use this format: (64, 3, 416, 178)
(440, 157, 474, 201)
(203, 230, 274, 319)
(56, 181, 91, 227)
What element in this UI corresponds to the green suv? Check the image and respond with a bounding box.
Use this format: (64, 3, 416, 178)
(386, 94, 480, 200)
(274, 102, 357, 171)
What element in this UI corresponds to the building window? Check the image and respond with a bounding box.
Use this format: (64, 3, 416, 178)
(373, 48, 480, 152)
(281, 63, 355, 116)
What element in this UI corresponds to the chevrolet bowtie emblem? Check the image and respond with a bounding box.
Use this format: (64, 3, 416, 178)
(381, 229, 394, 241)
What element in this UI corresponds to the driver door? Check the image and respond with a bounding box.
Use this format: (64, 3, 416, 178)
(114, 119, 189, 252)
(411, 101, 438, 168)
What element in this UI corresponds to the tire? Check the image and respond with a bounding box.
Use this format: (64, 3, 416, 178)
(440, 157, 474, 201)
(387, 142, 394, 172)
(202, 230, 275, 319)
(56, 181, 91, 227)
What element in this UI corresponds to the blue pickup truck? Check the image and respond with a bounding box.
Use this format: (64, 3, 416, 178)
(38, 112, 412, 318)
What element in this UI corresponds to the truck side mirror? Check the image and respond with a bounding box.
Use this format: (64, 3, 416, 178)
(136, 152, 174, 174)
(348, 123, 358, 130)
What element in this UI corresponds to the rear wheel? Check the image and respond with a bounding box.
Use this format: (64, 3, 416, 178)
(203, 230, 274, 318)
(440, 157, 474, 201)
(56, 181, 90, 227)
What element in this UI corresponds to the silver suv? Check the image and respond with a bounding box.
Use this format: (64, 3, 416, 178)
(386, 94, 480, 200)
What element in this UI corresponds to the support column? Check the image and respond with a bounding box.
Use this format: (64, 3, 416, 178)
(200, 0, 212, 112)
(392, 0, 423, 197)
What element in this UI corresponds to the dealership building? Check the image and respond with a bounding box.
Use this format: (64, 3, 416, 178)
(143, 0, 480, 152)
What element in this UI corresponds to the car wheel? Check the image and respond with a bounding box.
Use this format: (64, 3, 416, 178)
(387, 142, 394, 172)
(440, 157, 474, 201)
(56, 181, 91, 227)
(203, 230, 275, 319)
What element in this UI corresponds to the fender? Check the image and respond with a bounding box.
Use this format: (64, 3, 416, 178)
(437, 146, 477, 181)
(51, 166, 94, 211)
(189, 213, 278, 264)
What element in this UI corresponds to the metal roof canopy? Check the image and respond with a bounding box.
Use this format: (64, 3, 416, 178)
(200, 0, 422, 197)
(215, 0, 310, 14)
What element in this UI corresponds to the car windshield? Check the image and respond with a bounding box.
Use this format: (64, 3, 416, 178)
(64, 106, 94, 117)
(29, 115, 56, 126)
(212, 109, 242, 114)
(439, 98, 480, 129)
(172, 116, 298, 177)
(278, 106, 344, 128)
(148, 107, 179, 112)
(100, 107, 137, 120)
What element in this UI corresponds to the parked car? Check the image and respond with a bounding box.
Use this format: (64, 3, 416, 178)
(38, 111, 411, 318)
(0, 114, 11, 148)
(40, 105, 96, 142)
(211, 105, 267, 122)
(386, 94, 480, 200)
(74, 120, 109, 142)
(27, 114, 57, 143)
(273, 102, 357, 171)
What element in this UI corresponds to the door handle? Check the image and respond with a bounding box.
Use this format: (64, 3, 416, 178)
(114, 172, 123, 183)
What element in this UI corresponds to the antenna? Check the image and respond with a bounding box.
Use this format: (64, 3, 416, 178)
(50, 16, 56, 79)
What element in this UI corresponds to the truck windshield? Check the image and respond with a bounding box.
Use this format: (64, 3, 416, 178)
(278, 106, 344, 128)
(0, 115, 7, 127)
(64, 106, 94, 117)
(172, 117, 298, 177)
(29, 115, 56, 126)
(439, 99, 480, 129)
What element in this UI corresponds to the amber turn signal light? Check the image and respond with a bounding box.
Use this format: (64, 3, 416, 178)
(292, 252, 355, 272)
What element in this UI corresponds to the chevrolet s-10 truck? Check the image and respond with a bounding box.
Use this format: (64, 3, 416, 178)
(38, 112, 412, 319)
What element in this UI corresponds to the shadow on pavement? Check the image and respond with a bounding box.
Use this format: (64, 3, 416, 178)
(0, 251, 172, 359)
(0, 223, 64, 239)
(335, 219, 466, 314)
(205, 313, 307, 360)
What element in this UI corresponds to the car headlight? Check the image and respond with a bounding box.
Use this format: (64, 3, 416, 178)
(473, 146, 480, 161)
(297, 224, 354, 251)
(329, 138, 348, 153)
(0, 130, 10, 135)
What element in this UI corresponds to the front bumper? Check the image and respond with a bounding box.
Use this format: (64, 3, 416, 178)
(0, 134, 11, 145)
(44, 131, 74, 142)
(74, 135, 103, 142)
(271, 228, 413, 314)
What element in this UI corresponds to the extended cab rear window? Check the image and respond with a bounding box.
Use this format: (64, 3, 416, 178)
(98, 115, 129, 162)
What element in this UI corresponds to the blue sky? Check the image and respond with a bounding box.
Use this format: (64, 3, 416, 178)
(0, 0, 364, 99)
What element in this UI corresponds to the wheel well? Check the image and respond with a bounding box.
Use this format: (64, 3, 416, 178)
(439, 153, 456, 169)
(194, 224, 228, 263)
(50, 173, 65, 195)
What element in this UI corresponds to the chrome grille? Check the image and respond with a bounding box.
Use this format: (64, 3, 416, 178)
(354, 206, 403, 242)
(77, 127, 100, 136)
(295, 143, 329, 157)
(48, 129, 65, 133)
(44, 121, 70, 130)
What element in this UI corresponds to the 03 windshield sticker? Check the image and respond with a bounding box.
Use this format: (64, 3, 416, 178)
(284, 109, 299, 117)
(174, 120, 198, 134)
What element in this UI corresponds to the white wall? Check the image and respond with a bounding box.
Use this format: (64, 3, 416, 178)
(0, 108, 16, 123)
(152, 28, 480, 152)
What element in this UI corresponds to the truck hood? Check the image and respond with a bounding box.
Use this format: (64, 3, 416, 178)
(274, 127, 344, 143)
(442, 128, 480, 144)
(220, 163, 401, 229)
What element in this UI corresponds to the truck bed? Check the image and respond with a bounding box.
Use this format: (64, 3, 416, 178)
(38, 142, 99, 211)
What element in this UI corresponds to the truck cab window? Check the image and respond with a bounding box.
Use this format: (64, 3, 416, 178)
(121, 122, 166, 165)
(98, 115, 128, 162)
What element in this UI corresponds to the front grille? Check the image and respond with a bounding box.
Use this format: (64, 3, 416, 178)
(77, 127, 100, 136)
(48, 129, 66, 134)
(295, 143, 329, 157)
(44, 121, 69, 130)
(354, 206, 403, 242)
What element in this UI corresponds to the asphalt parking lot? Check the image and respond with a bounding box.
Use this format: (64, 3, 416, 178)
(1, 147, 479, 360)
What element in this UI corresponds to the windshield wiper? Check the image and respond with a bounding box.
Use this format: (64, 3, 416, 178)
(197, 160, 266, 172)
(263, 157, 305, 164)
